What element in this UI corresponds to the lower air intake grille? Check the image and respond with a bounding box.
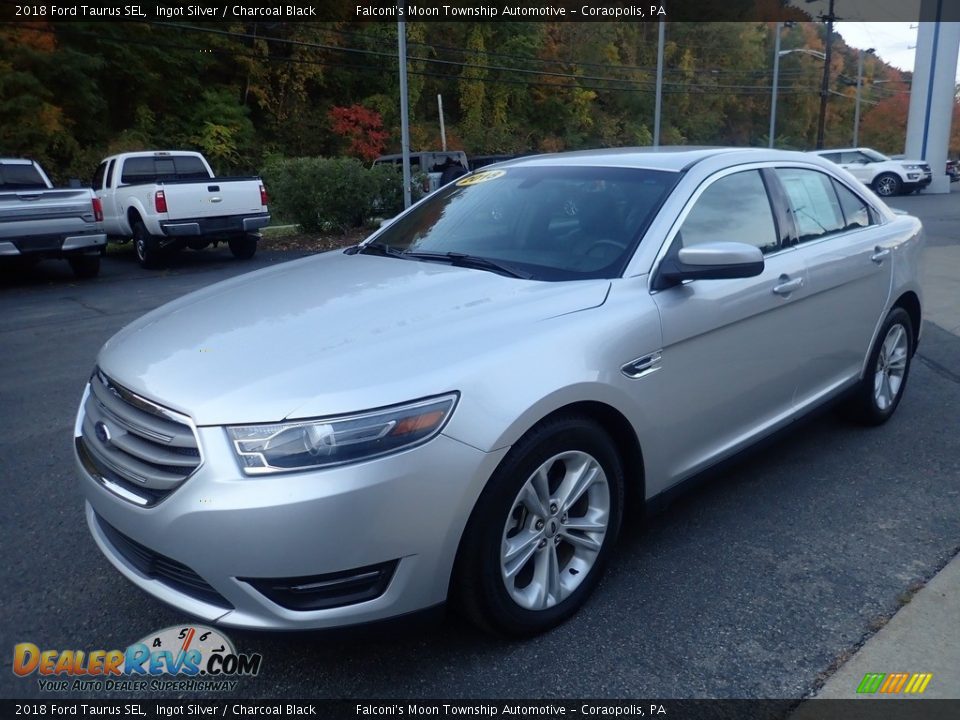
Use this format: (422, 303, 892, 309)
(96, 514, 231, 610)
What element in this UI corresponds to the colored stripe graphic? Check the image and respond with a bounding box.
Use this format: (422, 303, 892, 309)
(905, 673, 933, 694)
(857, 673, 885, 694)
(858, 672, 932, 694)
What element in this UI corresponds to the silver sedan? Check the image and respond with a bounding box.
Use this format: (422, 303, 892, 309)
(75, 148, 923, 636)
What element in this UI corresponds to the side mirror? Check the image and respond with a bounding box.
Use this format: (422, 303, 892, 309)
(656, 241, 764, 289)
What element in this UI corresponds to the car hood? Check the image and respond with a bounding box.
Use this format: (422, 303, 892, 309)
(98, 251, 610, 425)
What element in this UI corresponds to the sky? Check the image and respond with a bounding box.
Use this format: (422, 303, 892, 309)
(834, 22, 919, 73)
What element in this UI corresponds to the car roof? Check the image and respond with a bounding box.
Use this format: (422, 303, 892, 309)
(490, 146, 815, 172)
(0, 158, 35, 165)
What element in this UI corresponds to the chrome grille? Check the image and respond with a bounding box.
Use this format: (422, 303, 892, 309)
(78, 370, 200, 506)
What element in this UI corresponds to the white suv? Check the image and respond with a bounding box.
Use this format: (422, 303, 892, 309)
(810, 147, 932, 197)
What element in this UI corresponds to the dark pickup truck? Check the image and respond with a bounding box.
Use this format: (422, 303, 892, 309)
(0, 159, 106, 278)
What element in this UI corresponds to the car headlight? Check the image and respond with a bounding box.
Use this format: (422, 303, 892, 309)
(903, 164, 922, 170)
(227, 393, 458, 474)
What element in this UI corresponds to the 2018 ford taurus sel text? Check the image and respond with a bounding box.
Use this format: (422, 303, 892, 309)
(75, 148, 923, 636)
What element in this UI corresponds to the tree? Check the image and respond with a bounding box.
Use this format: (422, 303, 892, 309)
(328, 105, 389, 162)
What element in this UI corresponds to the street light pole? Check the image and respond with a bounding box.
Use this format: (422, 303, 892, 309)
(815, 0, 836, 149)
(653, 20, 664, 147)
(397, 8, 411, 210)
(852, 47, 874, 147)
(769, 22, 782, 148)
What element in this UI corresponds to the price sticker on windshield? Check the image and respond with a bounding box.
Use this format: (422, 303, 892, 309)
(457, 170, 507, 186)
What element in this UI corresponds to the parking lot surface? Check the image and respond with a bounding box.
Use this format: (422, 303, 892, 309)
(2, 198, 958, 700)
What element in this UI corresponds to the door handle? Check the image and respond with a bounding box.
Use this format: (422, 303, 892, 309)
(871, 247, 890, 264)
(773, 276, 803, 296)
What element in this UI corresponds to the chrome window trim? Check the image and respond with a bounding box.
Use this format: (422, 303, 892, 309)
(644, 160, 888, 294)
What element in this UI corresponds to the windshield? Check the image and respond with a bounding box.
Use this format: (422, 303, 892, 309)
(370, 165, 677, 281)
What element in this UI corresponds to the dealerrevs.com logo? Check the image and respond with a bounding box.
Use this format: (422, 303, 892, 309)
(13, 625, 263, 692)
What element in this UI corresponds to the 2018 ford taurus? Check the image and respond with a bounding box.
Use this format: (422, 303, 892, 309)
(75, 148, 923, 636)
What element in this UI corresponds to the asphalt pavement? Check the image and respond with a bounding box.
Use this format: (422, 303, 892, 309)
(1, 198, 958, 703)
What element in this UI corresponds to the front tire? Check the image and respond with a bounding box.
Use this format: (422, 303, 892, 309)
(454, 415, 624, 637)
(68, 254, 100, 279)
(848, 307, 914, 426)
(229, 234, 258, 260)
(873, 173, 902, 197)
(133, 221, 163, 269)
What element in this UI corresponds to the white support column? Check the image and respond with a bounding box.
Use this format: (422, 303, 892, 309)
(904, 4, 960, 194)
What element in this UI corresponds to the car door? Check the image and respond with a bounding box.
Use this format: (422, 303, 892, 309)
(838, 151, 875, 184)
(646, 167, 814, 482)
(97, 159, 123, 236)
(772, 167, 893, 402)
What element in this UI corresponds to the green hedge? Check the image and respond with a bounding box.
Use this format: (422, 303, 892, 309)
(261, 157, 421, 233)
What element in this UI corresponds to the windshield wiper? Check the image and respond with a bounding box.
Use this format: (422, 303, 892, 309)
(345, 241, 406, 258)
(404, 251, 531, 279)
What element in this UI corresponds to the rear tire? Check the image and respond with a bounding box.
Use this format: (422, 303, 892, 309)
(68, 254, 100, 279)
(133, 221, 163, 269)
(229, 234, 258, 260)
(453, 415, 624, 637)
(873, 173, 902, 197)
(847, 307, 914, 426)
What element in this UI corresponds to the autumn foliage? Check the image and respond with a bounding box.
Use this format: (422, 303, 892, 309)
(328, 105, 389, 163)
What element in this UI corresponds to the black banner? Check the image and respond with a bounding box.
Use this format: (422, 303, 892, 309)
(4, 700, 960, 720)
(0, 0, 957, 23)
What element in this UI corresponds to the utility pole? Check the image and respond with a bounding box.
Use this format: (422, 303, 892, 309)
(815, 0, 836, 149)
(437, 95, 447, 152)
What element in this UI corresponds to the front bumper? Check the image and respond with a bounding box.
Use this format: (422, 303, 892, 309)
(77, 421, 507, 630)
(902, 172, 932, 191)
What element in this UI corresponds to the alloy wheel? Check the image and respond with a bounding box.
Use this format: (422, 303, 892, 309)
(500, 451, 610, 611)
(874, 323, 909, 411)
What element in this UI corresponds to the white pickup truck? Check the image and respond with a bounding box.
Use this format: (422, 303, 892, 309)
(92, 151, 270, 268)
(0, 158, 106, 278)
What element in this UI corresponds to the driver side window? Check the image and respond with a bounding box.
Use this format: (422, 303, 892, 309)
(679, 170, 780, 254)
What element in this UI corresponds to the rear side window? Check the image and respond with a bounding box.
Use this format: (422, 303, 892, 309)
(776, 168, 845, 242)
(832, 180, 873, 230)
(0, 163, 48, 190)
(679, 170, 780, 254)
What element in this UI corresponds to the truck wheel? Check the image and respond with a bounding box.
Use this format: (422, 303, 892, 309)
(873, 173, 902, 197)
(68, 255, 100, 279)
(229, 234, 258, 260)
(133, 221, 163, 269)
